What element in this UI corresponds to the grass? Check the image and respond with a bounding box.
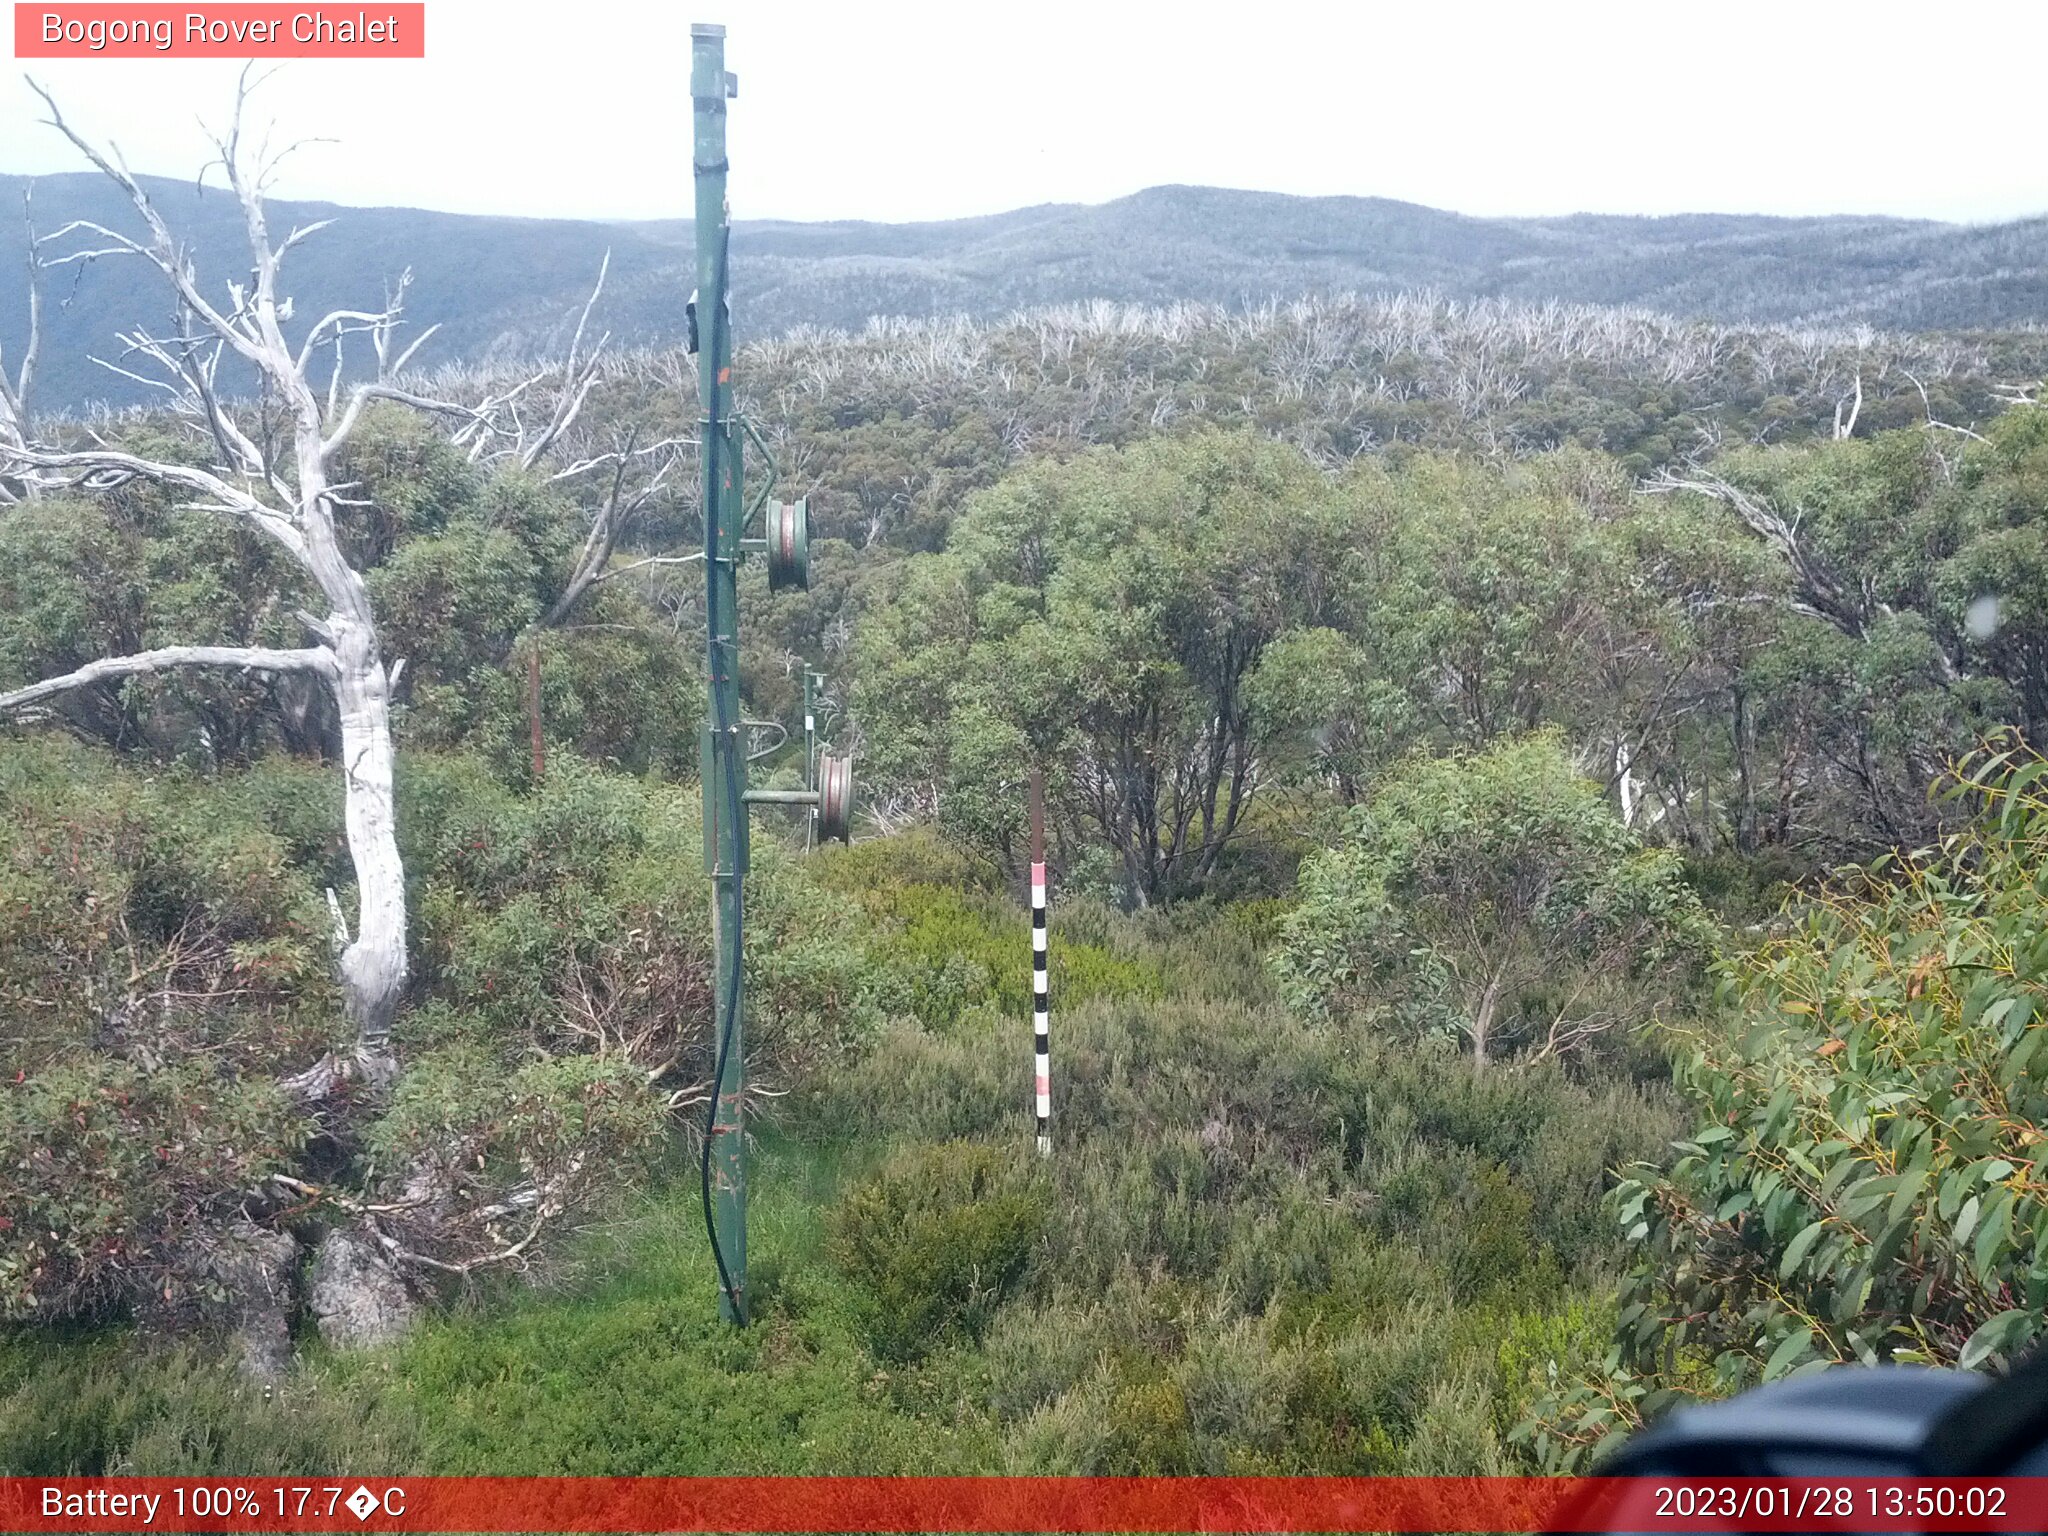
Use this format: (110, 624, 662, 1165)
(352, 1139, 998, 1476)
(1, 1137, 996, 1477)
(0, 877, 1680, 1480)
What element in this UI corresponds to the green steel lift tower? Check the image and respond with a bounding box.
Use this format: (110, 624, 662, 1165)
(691, 22, 853, 1326)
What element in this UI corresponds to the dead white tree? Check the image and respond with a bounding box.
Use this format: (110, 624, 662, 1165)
(0, 81, 698, 1360)
(2, 82, 404, 1087)
(1833, 367, 1863, 440)
(0, 187, 43, 503)
(1643, 460, 1957, 682)
(0, 76, 572, 1095)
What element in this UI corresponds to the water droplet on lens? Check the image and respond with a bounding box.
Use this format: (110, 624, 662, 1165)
(1966, 593, 2002, 642)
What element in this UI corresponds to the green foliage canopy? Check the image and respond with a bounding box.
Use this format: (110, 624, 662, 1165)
(1276, 733, 1713, 1069)
(1526, 746, 2048, 1469)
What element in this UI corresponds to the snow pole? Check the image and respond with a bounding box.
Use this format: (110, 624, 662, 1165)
(1030, 767, 1051, 1156)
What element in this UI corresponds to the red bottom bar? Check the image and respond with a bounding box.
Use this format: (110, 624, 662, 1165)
(7, 1476, 2047, 1533)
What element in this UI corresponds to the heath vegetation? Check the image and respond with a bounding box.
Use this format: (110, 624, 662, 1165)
(8, 91, 2048, 1478)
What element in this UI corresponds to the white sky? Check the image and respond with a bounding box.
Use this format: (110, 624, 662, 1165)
(2, 0, 2044, 226)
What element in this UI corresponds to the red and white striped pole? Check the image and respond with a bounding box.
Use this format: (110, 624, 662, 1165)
(1029, 767, 1051, 1156)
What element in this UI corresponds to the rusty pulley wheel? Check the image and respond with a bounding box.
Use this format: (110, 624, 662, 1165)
(766, 499, 811, 593)
(815, 751, 853, 844)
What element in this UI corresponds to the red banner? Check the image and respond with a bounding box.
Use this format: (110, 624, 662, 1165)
(5, 1476, 2048, 1533)
(13, 5, 425, 58)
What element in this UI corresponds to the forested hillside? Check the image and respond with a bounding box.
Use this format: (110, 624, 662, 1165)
(8, 126, 2048, 1482)
(8, 171, 2048, 413)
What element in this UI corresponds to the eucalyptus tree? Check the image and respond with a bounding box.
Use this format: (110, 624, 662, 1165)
(0, 80, 608, 1094)
(1528, 747, 2048, 1471)
(0, 189, 43, 503)
(855, 431, 1349, 903)
(1275, 733, 1712, 1072)
(0, 83, 666, 1358)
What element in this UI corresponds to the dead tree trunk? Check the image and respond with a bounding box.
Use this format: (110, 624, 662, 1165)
(0, 75, 632, 1353)
(0, 186, 44, 504)
(0, 81, 441, 1085)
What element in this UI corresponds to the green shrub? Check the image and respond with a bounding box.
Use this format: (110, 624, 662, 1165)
(1528, 746, 2048, 1468)
(795, 1016, 1024, 1145)
(1492, 1296, 1615, 1451)
(0, 1059, 303, 1323)
(1681, 846, 1816, 926)
(1102, 1376, 1196, 1474)
(1266, 1240, 1435, 1344)
(812, 827, 991, 899)
(403, 752, 884, 1107)
(1400, 1377, 1506, 1475)
(1050, 1133, 1224, 1291)
(1275, 732, 1713, 1069)
(0, 735, 889, 1333)
(0, 1334, 423, 1474)
(1444, 1163, 1543, 1303)
(0, 738, 337, 1068)
(1003, 1370, 1118, 1473)
(0, 740, 332, 1325)
(977, 1265, 1212, 1434)
(829, 1140, 1049, 1362)
(1177, 1319, 1296, 1472)
(826, 874, 1162, 1033)
(1322, 1302, 1450, 1447)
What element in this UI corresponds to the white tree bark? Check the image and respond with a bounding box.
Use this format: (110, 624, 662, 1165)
(1614, 737, 1641, 829)
(0, 644, 334, 714)
(1833, 365, 1863, 441)
(328, 610, 406, 1058)
(0, 187, 44, 505)
(0, 78, 448, 1079)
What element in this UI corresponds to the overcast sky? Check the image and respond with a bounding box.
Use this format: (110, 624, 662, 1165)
(3, 0, 2044, 226)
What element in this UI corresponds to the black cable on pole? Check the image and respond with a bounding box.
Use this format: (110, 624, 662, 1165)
(698, 221, 745, 1322)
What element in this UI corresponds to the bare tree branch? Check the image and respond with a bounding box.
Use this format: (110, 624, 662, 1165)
(28, 79, 275, 373)
(534, 428, 691, 629)
(0, 185, 45, 503)
(588, 552, 706, 583)
(3, 441, 313, 549)
(518, 251, 610, 470)
(1646, 461, 1962, 689)
(0, 643, 336, 714)
(1901, 366, 1990, 444)
(1645, 466, 1871, 637)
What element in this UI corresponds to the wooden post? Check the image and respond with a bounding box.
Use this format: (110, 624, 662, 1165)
(1030, 767, 1050, 1155)
(527, 635, 545, 782)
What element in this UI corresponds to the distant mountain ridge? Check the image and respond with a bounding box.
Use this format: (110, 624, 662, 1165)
(3, 174, 2044, 413)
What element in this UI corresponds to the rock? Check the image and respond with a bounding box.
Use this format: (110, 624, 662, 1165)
(221, 1221, 300, 1382)
(307, 1228, 416, 1348)
(140, 1218, 299, 1383)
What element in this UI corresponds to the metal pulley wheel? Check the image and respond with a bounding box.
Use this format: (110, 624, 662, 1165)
(815, 752, 853, 844)
(766, 499, 811, 593)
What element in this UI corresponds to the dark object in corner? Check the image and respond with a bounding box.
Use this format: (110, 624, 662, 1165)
(1585, 1352, 2048, 1534)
